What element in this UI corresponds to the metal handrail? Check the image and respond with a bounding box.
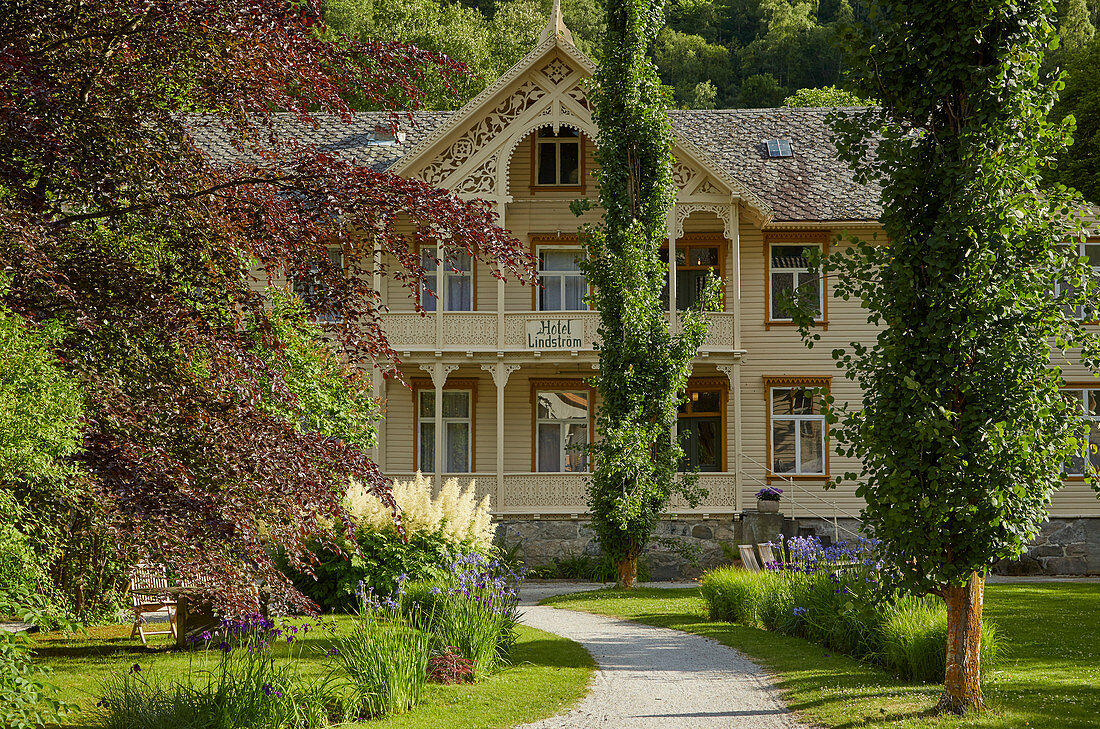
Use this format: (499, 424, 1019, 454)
(740, 451, 862, 542)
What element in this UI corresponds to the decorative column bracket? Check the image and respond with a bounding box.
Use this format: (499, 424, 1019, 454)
(420, 363, 459, 389)
(481, 363, 521, 387)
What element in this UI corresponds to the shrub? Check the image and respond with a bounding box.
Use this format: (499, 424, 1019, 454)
(879, 598, 1000, 683)
(427, 646, 474, 684)
(700, 566, 773, 625)
(0, 587, 79, 729)
(701, 537, 1001, 682)
(526, 553, 652, 582)
(345, 473, 494, 548)
(286, 475, 496, 612)
(285, 529, 454, 612)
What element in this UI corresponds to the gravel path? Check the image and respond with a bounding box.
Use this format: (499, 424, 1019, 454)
(518, 603, 809, 729)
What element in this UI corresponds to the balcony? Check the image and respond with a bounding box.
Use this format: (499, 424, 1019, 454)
(381, 311, 735, 354)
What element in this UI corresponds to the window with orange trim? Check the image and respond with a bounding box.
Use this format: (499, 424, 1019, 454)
(677, 385, 724, 471)
(660, 241, 723, 311)
(534, 127, 581, 186)
(765, 377, 829, 477)
(1064, 386, 1099, 477)
(535, 389, 589, 472)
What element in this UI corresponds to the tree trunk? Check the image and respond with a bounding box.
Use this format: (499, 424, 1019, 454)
(616, 555, 637, 589)
(938, 571, 985, 714)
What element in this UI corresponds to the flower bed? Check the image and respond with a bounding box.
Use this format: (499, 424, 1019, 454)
(700, 536, 999, 682)
(91, 552, 524, 727)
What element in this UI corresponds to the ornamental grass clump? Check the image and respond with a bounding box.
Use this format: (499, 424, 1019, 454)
(328, 585, 431, 719)
(403, 551, 522, 678)
(700, 536, 1000, 682)
(92, 616, 350, 729)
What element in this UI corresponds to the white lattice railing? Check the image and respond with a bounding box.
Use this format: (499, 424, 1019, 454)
(381, 311, 734, 352)
(384, 471, 741, 515)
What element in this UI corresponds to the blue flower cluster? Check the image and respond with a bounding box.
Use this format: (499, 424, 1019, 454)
(443, 552, 521, 615)
(186, 613, 319, 652)
(763, 533, 884, 575)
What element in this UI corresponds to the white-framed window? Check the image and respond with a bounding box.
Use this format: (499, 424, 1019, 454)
(538, 248, 587, 311)
(1055, 239, 1100, 320)
(536, 390, 589, 472)
(769, 243, 823, 321)
(291, 247, 343, 323)
(768, 384, 826, 476)
(418, 389, 472, 473)
(420, 246, 472, 312)
(534, 127, 581, 186)
(1065, 387, 1099, 477)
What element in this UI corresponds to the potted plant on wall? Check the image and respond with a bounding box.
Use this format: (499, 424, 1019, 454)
(755, 487, 783, 513)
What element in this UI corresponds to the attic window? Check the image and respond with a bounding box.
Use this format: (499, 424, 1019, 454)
(367, 124, 404, 146)
(766, 138, 793, 158)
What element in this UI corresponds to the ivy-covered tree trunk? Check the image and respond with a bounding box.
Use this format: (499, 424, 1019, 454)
(582, 0, 714, 588)
(804, 0, 1100, 713)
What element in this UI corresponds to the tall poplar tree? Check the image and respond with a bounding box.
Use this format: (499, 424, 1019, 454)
(581, 0, 715, 587)
(803, 0, 1100, 713)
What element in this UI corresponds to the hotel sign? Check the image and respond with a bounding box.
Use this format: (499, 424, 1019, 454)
(526, 318, 585, 350)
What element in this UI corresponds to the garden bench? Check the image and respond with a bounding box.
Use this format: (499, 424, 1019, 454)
(128, 563, 178, 644)
(757, 543, 778, 567)
(738, 544, 762, 571)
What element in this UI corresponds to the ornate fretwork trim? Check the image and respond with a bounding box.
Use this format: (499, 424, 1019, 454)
(540, 57, 573, 85)
(391, 25, 596, 177)
(674, 203, 735, 240)
(419, 81, 549, 186)
(716, 364, 737, 385)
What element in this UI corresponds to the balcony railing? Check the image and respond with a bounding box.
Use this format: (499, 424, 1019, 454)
(384, 471, 740, 515)
(382, 311, 735, 352)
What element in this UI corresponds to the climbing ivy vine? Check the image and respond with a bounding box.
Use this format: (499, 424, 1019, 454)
(579, 0, 716, 588)
(790, 0, 1100, 713)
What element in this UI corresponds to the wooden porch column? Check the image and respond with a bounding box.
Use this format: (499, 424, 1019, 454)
(666, 206, 678, 330)
(434, 244, 445, 351)
(728, 200, 743, 512)
(483, 363, 520, 512)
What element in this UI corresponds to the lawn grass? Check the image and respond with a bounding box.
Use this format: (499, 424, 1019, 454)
(32, 618, 594, 728)
(542, 582, 1100, 729)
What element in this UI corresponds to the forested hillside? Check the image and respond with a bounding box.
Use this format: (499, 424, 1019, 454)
(323, 0, 1100, 201)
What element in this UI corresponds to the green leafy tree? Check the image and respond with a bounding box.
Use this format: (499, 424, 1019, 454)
(1049, 35, 1100, 202)
(582, 0, 716, 588)
(653, 28, 736, 107)
(804, 0, 1100, 713)
(783, 84, 870, 107)
(325, 0, 545, 108)
(739, 72, 788, 106)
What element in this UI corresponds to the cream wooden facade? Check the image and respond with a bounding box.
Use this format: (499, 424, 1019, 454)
(364, 11, 1100, 523)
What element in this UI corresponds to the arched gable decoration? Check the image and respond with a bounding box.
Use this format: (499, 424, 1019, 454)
(389, 6, 774, 222)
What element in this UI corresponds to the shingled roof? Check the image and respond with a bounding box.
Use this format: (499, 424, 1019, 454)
(670, 108, 881, 222)
(187, 108, 881, 222)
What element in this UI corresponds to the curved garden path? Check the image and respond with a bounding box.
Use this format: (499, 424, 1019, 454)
(517, 585, 809, 729)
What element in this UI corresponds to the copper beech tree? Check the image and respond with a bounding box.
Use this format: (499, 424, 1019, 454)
(0, 0, 533, 614)
(790, 0, 1100, 714)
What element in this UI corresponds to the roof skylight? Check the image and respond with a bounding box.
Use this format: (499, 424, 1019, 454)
(766, 138, 793, 158)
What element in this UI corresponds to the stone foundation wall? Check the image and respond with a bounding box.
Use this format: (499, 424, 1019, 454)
(495, 514, 1100, 578)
